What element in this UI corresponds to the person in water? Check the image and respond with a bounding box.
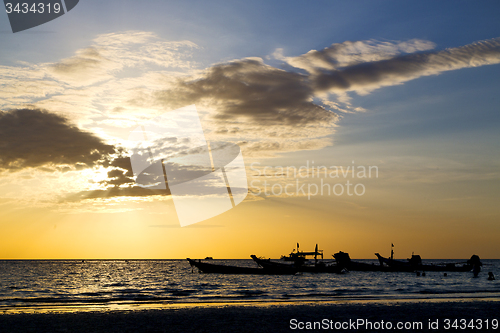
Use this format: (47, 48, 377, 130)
(488, 272, 495, 280)
(468, 255, 482, 277)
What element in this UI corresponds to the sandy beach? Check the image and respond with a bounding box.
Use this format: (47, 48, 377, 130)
(1, 298, 499, 332)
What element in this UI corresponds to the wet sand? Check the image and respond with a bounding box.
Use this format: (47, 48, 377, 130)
(1, 299, 499, 332)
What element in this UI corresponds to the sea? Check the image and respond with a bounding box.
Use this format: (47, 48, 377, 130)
(1, 259, 499, 312)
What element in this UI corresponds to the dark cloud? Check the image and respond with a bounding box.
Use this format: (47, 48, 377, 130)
(0, 108, 116, 171)
(103, 169, 135, 187)
(103, 155, 134, 177)
(153, 58, 338, 126)
(99, 155, 136, 187)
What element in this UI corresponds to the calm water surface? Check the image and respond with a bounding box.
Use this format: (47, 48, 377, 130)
(1, 259, 499, 310)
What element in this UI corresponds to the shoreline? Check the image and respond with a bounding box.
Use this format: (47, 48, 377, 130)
(1, 298, 499, 332)
(2, 294, 500, 314)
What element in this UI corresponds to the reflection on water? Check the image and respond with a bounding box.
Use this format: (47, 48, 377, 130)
(1, 259, 499, 311)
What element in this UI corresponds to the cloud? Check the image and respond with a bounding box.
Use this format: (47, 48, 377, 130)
(0, 108, 116, 171)
(0, 108, 237, 203)
(283, 39, 436, 73)
(65, 187, 170, 202)
(147, 58, 339, 157)
(0, 31, 200, 126)
(292, 38, 500, 95)
(242, 137, 333, 157)
(153, 58, 337, 127)
(48, 47, 115, 86)
(0, 65, 64, 108)
(46, 31, 199, 87)
(0, 108, 166, 204)
(85, 54, 333, 160)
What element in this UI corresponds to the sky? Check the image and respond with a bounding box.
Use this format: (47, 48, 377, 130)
(0, 1, 499, 259)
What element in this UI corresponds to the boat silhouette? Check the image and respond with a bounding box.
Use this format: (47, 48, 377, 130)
(187, 258, 297, 275)
(374, 253, 481, 273)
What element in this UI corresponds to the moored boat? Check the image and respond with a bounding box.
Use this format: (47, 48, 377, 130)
(374, 253, 481, 272)
(280, 243, 323, 264)
(333, 251, 400, 272)
(251, 255, 345, 274)
(187, 258, 298, 275)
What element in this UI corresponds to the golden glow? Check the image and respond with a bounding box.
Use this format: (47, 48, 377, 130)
(2, 187, 499, 259)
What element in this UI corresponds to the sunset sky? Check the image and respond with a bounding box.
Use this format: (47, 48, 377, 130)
(1, 1, 499, 259)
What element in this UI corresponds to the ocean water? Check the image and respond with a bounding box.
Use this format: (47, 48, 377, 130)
(1, 259, 499, 311)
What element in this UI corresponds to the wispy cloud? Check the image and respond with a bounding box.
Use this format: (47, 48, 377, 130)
(0, 31, 199, 122)
(46, 32, 198, 86)
(281, 39, 436, 73)
(291, 38, 500, 95)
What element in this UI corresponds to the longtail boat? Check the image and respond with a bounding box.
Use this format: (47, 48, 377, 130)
(187, 258, 298, 275)
(374, 253, 481, 272)
(333, 251, 400, 272)
(281, 243, 323, 263)
(251, 255, 345, 274)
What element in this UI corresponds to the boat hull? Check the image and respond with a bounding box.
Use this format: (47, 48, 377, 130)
(374, 253, 473, 272)
(251, 255, 344, 274)
(187, 258, 297, 275)
(333, 252, 404, 272)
